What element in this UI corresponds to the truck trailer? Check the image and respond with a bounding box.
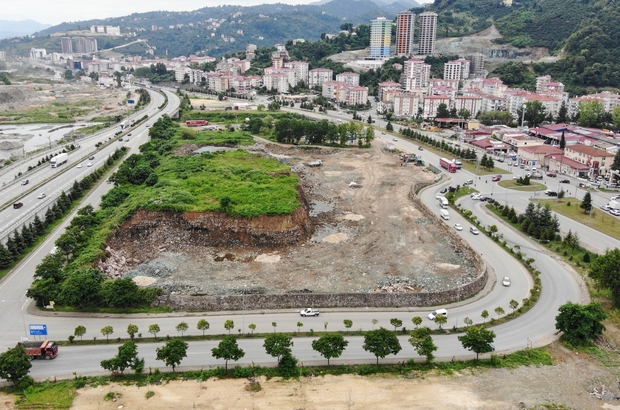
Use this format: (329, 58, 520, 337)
(439, 158, 457, 173)
(19, 340, 58, 360)
(50, 153, 68, 168)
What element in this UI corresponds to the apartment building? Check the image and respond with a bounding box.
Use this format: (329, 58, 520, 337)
(453, 96, 482, 115)
(378, 81, 402, 102)
(423, 95, 451, 118)
(395, 11, 415, 56)
(418, 12, 438, 55)
(393, 92, 423, 117)
(370, 17, 392, 58)
(90, 25, 120, 35)
(335, 72, 360, 86)
(74, 37, 98, 54)
(61, 37, 73, 54)
(285, 61, 309, 85)
(263, 72, 289, 93)
(309, 68, 333, 88)
(401, 58, 430, 90)
(443, 58, 470, 81)
(29, 48, 46, 60)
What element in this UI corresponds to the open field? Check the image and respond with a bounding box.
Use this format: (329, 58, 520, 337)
(538, 198, 620, 240)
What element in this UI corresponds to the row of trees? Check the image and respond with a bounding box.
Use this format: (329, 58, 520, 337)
(495, 202, 560, 241)
(399, 127, 479, 161)
(274, 118, 374, 147)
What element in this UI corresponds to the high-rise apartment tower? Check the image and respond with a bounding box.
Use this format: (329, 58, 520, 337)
(370, 17, 392, 58)
(395, 11, 415, 56)
(418, 12, 438, 55)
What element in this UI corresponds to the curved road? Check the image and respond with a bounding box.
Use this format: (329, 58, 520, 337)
(0, 97, 586, 380)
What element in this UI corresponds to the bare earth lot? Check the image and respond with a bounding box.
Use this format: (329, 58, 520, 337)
(111, 141, 482, 296)
(40, 343, 616, 409)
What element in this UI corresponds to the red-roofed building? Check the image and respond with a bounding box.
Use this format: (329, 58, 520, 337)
(564, 144, 613, 176)
(546, 155, 590, 177)
(519, 145, 563, 164)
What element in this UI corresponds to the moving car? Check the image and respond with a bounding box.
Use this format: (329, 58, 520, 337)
(470, 226, 480, 235)
(471, 193, 481, 200)
(492, 176, 501, 182)
(439, 187, 448, 194)
(559, 179, 570, 184)
(21, 180, 29, 186)
(545, 190, 558, 196)
(601, 204, 611, 211)
(454, 223, 463, 231)
(13, 202, 23, 209)
(37, 193, 46, 199)
(547, 172, 557, 177)
(418, 146, 424, 151)
(89, 156, 95, 160)
(76, 163, 83, 168)
(87, 162, 93, 167)
(502, 277, 511, 287)
(300, 308, 320, 317)
(428, 308, 448, 321)
(611, 209, 620, 217)
(393, 138, 398, 141)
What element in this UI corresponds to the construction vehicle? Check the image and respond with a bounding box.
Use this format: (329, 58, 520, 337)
(19, 340, 58, 360)
(400, 153, 425, 166)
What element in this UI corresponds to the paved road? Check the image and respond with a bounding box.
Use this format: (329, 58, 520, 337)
(0, 96, 585, 380)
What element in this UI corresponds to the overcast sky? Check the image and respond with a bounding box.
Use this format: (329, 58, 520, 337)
(2, 0, 431, 26)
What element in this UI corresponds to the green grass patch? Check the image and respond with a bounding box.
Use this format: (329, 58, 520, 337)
(14, 380, 77, 409)
(1, 100, 104, 124)
(537, 198, 620, 240)
(498, 179, 547, 191)
(460, 161, 510, 176)
(177, 128, 255, 146)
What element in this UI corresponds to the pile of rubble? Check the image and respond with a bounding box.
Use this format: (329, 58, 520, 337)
(589, 384, 620, 401)
(373, 278, 420, 293)
(97, 247, 135, 279)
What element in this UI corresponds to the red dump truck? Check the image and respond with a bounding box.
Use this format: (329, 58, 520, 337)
(19, 340, 58, 360)
(439, 157, 457, 173)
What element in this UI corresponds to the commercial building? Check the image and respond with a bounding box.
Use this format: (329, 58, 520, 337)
(418, 12, 438, 55)
(370, 17, 392, 58)
(395, 11, 415, 56)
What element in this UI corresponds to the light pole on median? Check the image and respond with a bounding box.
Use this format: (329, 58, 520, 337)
(242, 284, 246, 334)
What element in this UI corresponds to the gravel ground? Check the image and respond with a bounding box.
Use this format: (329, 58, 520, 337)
(111, 141, 482, 296)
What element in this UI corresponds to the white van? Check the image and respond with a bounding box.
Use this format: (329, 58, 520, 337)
(440, 209, 450, 220)
(438, 196, 449, 209)
(428, 308, 448, 320)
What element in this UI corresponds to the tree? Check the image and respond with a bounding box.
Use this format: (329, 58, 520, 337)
(555, 302, 607, 346)
(312, 334, 349, 366)
(371, 319, 379, 329)
(156, 338, 188, 372)
(590, 248, 620, 308)
(197, 319, 210, 336)
(224, 319, 235, 334)
(74, 325, 86, 341)
(494, 307, 505, 319)
(100, 340, 144, 375)
(578, 100, 605, 128)
(436, 103, 450, 118)
(211, 335, 245, 372)
(249, 323, 256, 334)
(463, 317, 473, 328)
(517, 101, 546, 128)
(580, 192, 592, 213)
(271, 322, 277, 333)
(612, 150, 620, 176)
(408, 326, 437, 363)
(176, 321, 189, 337)
(560, 131, 566, 149)
(363, 328, 402, 364)
(296, 321, 304, 333)
(509, 300, 519, 316)
(148, 324, 160, 339)
(0, 345, 32, 386)
(458, 108, 471, 120)
(556, 102, 569, 124)
(412, 316, 422, 328)
(563, 229, 580, 254)
(457, 326, 496, 360)
(101, 326, 114, 342)
(127, 324, 139, 340)
(481, 310, 489, 323)
(389, 318, 403, 331)
(263, 333, 293, 364)
(434, 314, 447, 330)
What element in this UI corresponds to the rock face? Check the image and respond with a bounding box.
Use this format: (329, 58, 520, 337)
(114, 200, 312, 248)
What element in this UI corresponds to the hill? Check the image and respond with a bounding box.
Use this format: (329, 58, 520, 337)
(0, 19, 51, 39)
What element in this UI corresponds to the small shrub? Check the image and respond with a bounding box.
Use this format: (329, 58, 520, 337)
(145, 391, 155, 399)
(68, 335, 75, 343)
(567, 202, 571, 206)
(245, 381, 262, 392)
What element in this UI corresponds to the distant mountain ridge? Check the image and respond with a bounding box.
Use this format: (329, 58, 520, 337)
(0, 20, 51, 39)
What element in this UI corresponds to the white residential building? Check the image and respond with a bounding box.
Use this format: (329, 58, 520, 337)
(309, 68, 333, 88)
(335, 72, 360, 86)
(443, 58, 470, 80)
(401, 58, 430, 90)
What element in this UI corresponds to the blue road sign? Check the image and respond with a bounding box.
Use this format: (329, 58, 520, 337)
(29, 324, 48, 336)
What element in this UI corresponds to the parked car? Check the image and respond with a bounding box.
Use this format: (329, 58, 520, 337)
(602, 204, 611, 211)
(13, 202, 23, 209)
(454, 223, 463, 231)
(470, 226, 480, 235)
(418, 146, 424, 151)
(428, 308, 448, 321)
(37, 193, 46, 199)
(440, 187, 448, 194)
(21, 179, 29, 185)
(393, 138, 398, 141)
(502, 277, 511, 287)
(471, 193, 481, 200)
(559, 179, 570, 184)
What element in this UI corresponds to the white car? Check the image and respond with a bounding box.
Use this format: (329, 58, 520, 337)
(393, 138, 398, 141)
(428, 308, 448, 321)
(611, 209, 620, 217)
(87, 162, 93, 167)
(37, 193, 46, 199)
(470, 226, 480, 235)
(76, 163, 83, 168)
(601, 204, 611, 211)
(454, 223, 463, 231)
(502, 277, 511, 287)
(471, 193, 481, 200)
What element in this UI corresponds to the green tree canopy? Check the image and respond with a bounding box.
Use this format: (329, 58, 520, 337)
(408, 326, 438, 363)
(555, 302, 607, 346)
(211, 335, 245, 372)
(362, 327, 402, 364)
(311, 334, 349, 366)
(156, 338, 188, 372)
(457, 326, 496, 360)
(100, 340, 144, 375)
(0, 345, 32, 386)
(263, 333, 293, 364)
(590, 248, 620, 308)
